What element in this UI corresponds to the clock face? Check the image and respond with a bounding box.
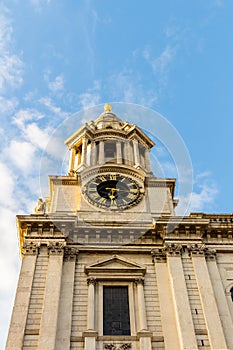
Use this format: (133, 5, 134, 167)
(84, 173, 143, 210)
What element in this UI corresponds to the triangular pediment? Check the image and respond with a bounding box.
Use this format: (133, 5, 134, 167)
(85, 255, 146, 275)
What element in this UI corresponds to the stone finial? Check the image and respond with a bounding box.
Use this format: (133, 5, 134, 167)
(104, 103, 112, 112)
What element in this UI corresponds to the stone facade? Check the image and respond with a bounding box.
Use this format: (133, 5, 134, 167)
(6, 105, 233, 350)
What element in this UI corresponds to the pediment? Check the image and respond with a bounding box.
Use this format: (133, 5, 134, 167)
(85, 255, 146, 275)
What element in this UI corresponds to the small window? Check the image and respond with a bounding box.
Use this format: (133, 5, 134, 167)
(230, 287, 233, 302)
(103, 286, 130, 335)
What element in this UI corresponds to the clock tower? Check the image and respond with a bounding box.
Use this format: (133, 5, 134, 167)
(6, 105, 233, 350)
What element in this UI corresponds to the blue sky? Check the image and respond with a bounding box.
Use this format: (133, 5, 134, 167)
(1, 0, 233, 347)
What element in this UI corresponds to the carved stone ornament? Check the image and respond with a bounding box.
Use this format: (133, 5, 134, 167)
(188, 243, 206, 256)
(205, 248, 216, 261)
(151, 248, 167, 262)
(104, 344, 132, 350)
(22, 241, 39, 255)
(64, 246, 79, 261)
(48, 241, 65, 255)
(165, 243, 182, 256)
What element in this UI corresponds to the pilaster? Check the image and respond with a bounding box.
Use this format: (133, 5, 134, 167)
(55, 247, 78, 350)
(6, 242, 38, 350)
(84, 277, 98, 350)
(135, 278, 152, 350)
(166, 243, 198, 350)
(151, 249, 180, 350)
(206, 250, 233, 349)
(189, 244, 229, 350)
(38, 242, 65, 350)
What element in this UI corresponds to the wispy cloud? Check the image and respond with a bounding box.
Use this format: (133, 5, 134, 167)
(177, 171, 218, 214)
(48, 75, 64, 93)
(0, 5, 23, 91)
(29, 0, 51, 12)
(143, 45, 177, 89)
(78, 80, 101, 111)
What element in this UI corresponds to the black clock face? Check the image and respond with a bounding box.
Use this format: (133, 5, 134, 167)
(84, 174, 143, 209)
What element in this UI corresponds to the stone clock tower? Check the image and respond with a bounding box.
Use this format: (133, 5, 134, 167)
(6, 105, 233, 350)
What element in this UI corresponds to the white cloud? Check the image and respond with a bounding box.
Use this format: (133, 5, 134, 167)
(78, 80, 101, 111)
(108, 71, 158, 107)
(143, 45, 177, 89)
(39, 97, 68, 118)
(8, 140, 36, 173)
(30, 0, 51, 12)
(177, 171, 218, 214)
(0, 96, 18, 115)
(0, 162, 15, 206)
(48, 75, 64, 93)
(13, 109, 44, 128)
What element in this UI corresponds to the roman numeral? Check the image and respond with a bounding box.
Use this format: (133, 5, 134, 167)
(99, 176, 107, 182)
(110, 174, 117, 180)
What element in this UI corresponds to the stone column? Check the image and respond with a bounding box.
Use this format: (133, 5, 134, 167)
(90, 141, 97, 166)
(166, 243, 198, 350)
(123, 140, 129, 165)
(83, 277, 97, 350)
(116, 141, 122, 164)
(145, 149, 151, 172)
(81, 137, 88, 165)
(206, 249, 233, 349)
(135, 278, 152, 350)
(6, 242, 38, 350)
(151, 249, 180, 350)
(133, 139, 140, 165)
(38, 242, 65, 350)
(189, 244, 228, 350)
(68, 148, 76, 174)
(98, 140, 105, 164)
(55, 248, 78, 350)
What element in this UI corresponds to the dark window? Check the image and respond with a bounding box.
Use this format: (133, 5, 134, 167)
(103, 286, 130, 335)
(104, 142, 116, 160)
(230, 287, 233, 302)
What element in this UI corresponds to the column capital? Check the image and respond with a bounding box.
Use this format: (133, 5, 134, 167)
(134, 277, 144, 286)
(87, 277, 96, 286)
(151, 248, 167, 263)
(165, 243, 182, 257)
(22, 241, 39, 255)
(64, 246, 79, 261)
(48, 241, 65, 255)
(188, 243, 206, 257)
(205, 248, 216, 261)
